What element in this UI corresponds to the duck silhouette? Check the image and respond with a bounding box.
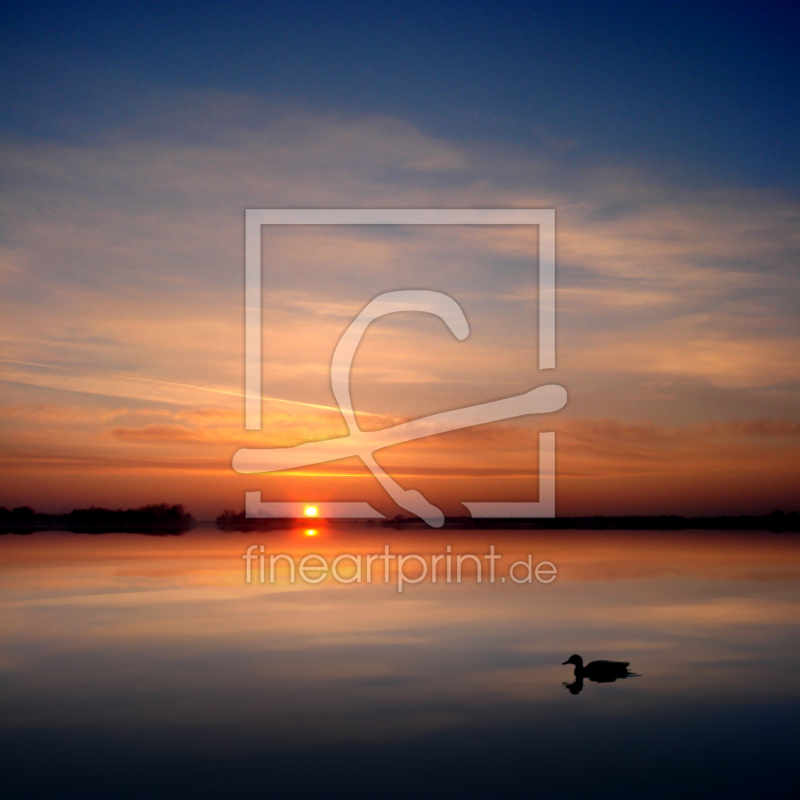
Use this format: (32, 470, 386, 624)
(561, 654, 637, 695)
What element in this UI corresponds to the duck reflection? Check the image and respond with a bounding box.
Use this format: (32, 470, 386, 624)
(561, 654, 638, 695)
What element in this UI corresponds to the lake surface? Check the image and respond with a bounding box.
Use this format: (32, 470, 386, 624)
(1, 527, 799, 798)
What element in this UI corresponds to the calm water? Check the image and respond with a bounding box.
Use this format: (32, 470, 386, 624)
(1, 527, 799, 798)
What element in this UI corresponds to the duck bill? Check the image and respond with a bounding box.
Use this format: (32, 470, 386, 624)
(561, 660, 570, 665)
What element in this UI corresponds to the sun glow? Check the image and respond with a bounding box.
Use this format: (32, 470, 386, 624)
(305, 529, 317, 536)
(304, 505, 318, 517)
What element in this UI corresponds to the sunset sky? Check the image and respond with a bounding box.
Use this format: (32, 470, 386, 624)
(1, 1, 798, 517)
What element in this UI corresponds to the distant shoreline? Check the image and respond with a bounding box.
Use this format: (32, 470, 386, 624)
(216, 510, 799, 533)
(0, 504, 194, 535)
(1, 504, 797, 533)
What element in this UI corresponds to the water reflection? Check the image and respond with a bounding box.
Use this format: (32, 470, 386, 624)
(0, 528, 798, 798)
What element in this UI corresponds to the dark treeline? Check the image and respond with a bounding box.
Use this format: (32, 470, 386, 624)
(450, 510, 800, 533)
(216, 508, 800, 533)
(0, 504, 194, 534)
(2, 505, 796, 534)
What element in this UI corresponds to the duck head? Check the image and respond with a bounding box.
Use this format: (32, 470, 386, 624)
(562, 654, 583, 668)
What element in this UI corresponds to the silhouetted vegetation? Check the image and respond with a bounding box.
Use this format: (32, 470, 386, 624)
(436, 509, 800, 533)
(2, 505, 797, 534)
(214, 509, 293, 532)
(216, 509, 252, 531)
(0, 504, 194, 534)
(213, 509, 799, 532)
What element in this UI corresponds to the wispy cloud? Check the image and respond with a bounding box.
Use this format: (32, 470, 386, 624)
(1, 96, 798, 513)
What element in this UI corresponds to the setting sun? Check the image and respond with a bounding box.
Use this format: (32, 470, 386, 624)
(304, 506, 318, 517)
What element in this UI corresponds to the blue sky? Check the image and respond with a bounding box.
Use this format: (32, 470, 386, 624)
(2, 0, 799, 190)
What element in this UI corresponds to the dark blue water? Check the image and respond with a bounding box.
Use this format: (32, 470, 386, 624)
(1, 528, 798, 798)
